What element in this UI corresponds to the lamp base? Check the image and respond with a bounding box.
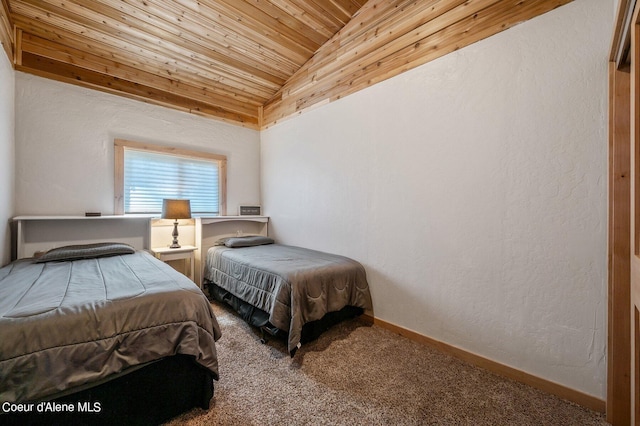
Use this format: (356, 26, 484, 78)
(170, 220, 181, 249)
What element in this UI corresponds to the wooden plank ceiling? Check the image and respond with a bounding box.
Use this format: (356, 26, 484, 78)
(0, 0, 573, 129)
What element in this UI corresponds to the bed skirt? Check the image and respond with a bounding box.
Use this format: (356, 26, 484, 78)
(0, 354, 214, 426)
(205, 279, 364, 351)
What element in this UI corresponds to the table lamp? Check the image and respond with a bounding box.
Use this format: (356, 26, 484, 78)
(161, 199, 191, 248)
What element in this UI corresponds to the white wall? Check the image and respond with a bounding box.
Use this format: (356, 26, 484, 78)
(15, 74, 261, 216)
(261, 0, 612, 399)
(0, 50, 15, 266)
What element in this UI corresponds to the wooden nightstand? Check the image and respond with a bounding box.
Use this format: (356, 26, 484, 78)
(152, 245, 197, 283)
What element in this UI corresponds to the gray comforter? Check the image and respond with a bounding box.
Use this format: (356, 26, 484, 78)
(204, 244, 372, 354)
(0, 251, 221, 403)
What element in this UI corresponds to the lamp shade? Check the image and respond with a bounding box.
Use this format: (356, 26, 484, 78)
(161, 199, 192, 220)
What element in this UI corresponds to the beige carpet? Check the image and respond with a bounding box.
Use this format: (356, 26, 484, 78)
(166, 302, 609, 425)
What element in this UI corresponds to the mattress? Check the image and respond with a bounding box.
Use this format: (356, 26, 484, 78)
(204, 243, 372, 354)
(0, 250, 221, 404)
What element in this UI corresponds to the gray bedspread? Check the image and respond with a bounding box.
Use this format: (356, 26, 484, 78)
(0, 251, 221, 403)
(204, 244, 372, 354)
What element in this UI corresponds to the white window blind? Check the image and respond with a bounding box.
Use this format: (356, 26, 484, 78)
(124, 148, 220, 215)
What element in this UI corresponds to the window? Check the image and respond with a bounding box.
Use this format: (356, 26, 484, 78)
(114, 139, 227, 216)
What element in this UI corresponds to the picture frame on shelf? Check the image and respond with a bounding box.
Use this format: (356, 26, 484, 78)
(238, 205, 261, 216)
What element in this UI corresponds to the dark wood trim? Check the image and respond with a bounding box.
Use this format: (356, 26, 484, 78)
(632, 5, 640, 423)
(607, 61, 632, 426)
(610, 0, 636, 66)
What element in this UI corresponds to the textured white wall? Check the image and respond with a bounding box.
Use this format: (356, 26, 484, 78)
(15, 73, 261, 216)
(0, 51, 15, 266)
(261, 0, 612, 398)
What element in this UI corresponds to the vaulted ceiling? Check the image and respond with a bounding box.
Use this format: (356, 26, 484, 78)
(0, 0, 573, 129)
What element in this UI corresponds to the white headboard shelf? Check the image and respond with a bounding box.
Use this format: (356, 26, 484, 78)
(12, 215, 154, 260)
(195, 216, 269, 285)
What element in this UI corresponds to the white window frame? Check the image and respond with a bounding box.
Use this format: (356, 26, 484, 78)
(114, 139, 227, 216)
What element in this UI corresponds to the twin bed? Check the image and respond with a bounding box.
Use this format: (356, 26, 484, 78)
(203, 236, 372, 356)
(1, 227, 372, 424)
(0, 244, 221, 425)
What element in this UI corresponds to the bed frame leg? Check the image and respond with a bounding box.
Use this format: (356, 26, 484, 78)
(260, 328, 268, 344)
